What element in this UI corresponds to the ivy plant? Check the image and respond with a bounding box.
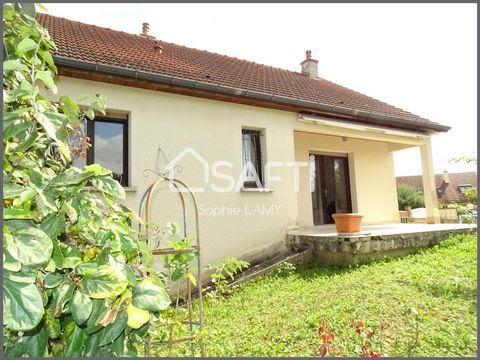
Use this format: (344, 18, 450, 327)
(3, 3, 173, 356)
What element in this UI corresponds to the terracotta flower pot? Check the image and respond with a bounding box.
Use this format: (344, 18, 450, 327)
(332, 213, 364, 233)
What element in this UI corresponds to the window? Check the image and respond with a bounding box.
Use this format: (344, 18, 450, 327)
(241, 129, 264, 188)
(458, 184, 473, 193)
(72, 116, 129, 186)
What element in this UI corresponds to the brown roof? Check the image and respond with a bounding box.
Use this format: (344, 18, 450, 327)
(396, 172, 477, 189)
(37, 13, 447, 131)
(396, 172, 477, 203)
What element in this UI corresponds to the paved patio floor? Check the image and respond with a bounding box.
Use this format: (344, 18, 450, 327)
(288, 222, 477, 238)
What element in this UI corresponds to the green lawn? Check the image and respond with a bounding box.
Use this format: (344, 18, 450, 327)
(156, 234, 477, 357)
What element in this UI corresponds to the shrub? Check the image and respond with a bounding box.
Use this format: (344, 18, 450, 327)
(397, 183, 425, 210)
(204, 257, 250, 297)
(3, 4, 181, 356)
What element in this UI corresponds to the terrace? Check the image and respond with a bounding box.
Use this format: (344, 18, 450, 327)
(287, 223, 477, 265)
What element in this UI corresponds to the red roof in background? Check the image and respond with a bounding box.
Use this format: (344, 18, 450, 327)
(396, 172, 477, 190)
(37, 13, 444, 129)
(396, 172, 477, 203)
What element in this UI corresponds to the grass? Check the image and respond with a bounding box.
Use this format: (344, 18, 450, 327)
(152, 234, 477, 357)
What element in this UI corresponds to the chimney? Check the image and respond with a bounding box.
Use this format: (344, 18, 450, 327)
(141, 22, 150, 37)
(300, 50, 319, 78)
(443, 170, 450, 183)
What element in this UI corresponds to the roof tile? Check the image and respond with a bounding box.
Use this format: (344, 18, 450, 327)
(38, 13, 439, 126)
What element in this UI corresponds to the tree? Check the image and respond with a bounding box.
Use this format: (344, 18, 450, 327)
(396, 183, 425, 210)
(3, 4, 172, 356)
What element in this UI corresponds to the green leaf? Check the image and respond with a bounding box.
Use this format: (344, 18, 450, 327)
(3, 267, 37, 284)
(64, 322, 86, 356)
(44, 273, 65, 288)
(17, 38, 37, 53)
(56, 242, 82, 269)
(35, 70, 57, 93)
(22, 321, 49, 357)
(38, 49, 57, 73)
(3, 278, 44, 331)
(84, 163, 112, 176)
(99, 310, 128, 346)
(51, 241, 65, 269)
(81, 266, 129, 299)
(109, 330, 126, 356)
(3, 59, 28, 72)
(138, 241, 153, 267)
(4, 249, 22, 272)
(48, 167, 93, 187)
(86, 299, 109, 335)
(3, 183, 25, 199)
(171, 268, 185, 281)
(38, 112, 68, 144)
(39, 212, 65, 240)
(132, 276, 171, 312)
(3, 207, 38, 220)
(14, 131, 40, 152)
(59, 95, 81, 124)
(71, 290, 93, 325)
(6, 222, 53, 268)
(45, 307, 61, 339)
(3, 118, 30, 139)
(54, 282, 75, 316)
(91, 176, 126, 199)
(83, 330, 102, 356)
(5, 342, 27, 357)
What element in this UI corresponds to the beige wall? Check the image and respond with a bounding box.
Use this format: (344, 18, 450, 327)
(56, 76, 430, 267)
(294, 131, 401, 225)
(57, 77, 298, 267)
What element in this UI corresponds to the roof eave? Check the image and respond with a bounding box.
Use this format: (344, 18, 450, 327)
(53, 56, 451, 133)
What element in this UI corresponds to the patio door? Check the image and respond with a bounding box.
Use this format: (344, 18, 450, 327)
(310, 154, 352, 225)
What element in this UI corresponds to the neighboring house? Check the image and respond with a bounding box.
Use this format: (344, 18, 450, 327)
(37, 14, 450, 266)
(397, 171, 477, 204)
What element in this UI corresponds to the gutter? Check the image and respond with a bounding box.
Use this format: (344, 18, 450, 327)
(53, 56, 451, 133)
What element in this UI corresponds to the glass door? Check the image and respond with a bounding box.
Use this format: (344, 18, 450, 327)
(310, 154, 352, 225)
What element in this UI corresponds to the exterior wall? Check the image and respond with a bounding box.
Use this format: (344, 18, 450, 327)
(56, 76, 417, 269)
(294, 131, 400, 225)
(56, 76, 298, 267)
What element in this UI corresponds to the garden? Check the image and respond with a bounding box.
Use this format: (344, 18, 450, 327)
(168, 234, 477, 357)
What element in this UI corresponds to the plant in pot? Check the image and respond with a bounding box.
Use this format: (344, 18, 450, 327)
(332, 213, 364, 233)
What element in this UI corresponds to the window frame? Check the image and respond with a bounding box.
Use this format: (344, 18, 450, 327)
(84, 115, 129, 187)
(241, 128, 264, 188)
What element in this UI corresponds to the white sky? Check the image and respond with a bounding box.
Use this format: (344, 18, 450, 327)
(41, 3, 477, 176)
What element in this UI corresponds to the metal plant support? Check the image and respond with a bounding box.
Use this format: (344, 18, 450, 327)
(138, 147, 204, 356)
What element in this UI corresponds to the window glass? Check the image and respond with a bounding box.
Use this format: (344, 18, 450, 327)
(242, 129, 263, 187)
(94, 121, 125, 184)
(310, 155, 319, 209)
(334, 158, 349, 212)
(67, 117, 128, 186)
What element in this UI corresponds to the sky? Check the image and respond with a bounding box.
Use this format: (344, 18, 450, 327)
(40, 3, 477, 176)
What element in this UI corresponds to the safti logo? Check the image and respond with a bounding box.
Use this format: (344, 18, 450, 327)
(165, 147, 308, 193)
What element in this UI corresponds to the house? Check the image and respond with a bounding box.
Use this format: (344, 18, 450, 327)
(37, 14, 451, 267)
(397, 171, 477, 204)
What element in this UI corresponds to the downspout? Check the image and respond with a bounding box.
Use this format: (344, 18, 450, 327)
(53, 56, 451, 133)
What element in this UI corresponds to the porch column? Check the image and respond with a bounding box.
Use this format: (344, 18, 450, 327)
(420, 137, 440, 224)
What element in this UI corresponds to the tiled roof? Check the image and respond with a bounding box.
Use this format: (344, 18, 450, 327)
(396, 172, 477, 189)
(396, 172, 477, 203)
(37, 13, 443, 129)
